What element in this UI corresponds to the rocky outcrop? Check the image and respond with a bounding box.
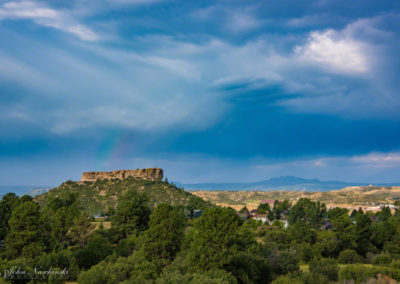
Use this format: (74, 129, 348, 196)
(81, 168, 163, 182)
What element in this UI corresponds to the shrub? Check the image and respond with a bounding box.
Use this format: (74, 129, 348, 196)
(271, 275, 302, 284)
(301, 272, 329, 284)
(78, 263, 114, 284)
(338, 249, 362, 264)
(115, 235, 138, 257)
(294, 242, 316, 263)
(278, 251, 299, 274)
(391, 260, 400, 270)
(75, 234, 113, 269)
(372, 254, 393, 266)
(339, 264, 400, 283)
(224, 253, 271, 284)
(35, 250, 80, 281)
(339, 264, 376, 284)
(155, 271, 233, 284)
(309, 258, 338, 281)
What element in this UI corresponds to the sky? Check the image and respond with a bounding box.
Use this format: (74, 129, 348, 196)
(1, 0, 400, 186)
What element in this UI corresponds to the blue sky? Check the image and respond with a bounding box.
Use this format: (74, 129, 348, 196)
(1, 0, 400, 186)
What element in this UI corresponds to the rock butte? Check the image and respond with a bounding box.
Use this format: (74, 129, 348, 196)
(81, 168, 163, 182)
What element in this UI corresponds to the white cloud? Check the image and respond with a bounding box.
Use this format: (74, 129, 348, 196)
(351, 152, 400, 166)
(295, 29, 369, 74)
(0, 1, 99, 41)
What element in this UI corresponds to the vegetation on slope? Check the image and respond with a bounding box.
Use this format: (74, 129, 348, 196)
(2, 183, 400, 283)
(0, 183, 400, 284)
(34, 177, 210, 216)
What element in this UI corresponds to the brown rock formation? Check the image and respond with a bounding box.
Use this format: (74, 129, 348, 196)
(81, 168, 163, 182)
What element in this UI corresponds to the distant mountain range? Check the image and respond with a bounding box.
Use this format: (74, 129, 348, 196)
(175, 176, 400, 192)
(0, 185, 52, 198)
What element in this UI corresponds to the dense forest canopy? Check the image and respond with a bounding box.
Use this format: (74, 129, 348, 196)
(1, 179, 400, 283)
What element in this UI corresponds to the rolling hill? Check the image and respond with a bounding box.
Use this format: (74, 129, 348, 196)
(177, 176, 400, 191)
(192, 185, 400, 211)
(34, 177, 209, 216)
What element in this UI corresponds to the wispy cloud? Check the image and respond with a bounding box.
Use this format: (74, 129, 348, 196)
(2, 12, 400, 136)
(191, 5, 263, 33)
(351, 152, 400, 166)
(0, 1, 99, 41)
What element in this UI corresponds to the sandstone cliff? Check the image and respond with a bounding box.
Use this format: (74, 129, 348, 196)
(81, 168, 163, 182)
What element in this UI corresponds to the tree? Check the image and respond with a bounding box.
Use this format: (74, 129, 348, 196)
(35, 249, 80, 281)
(371, 218, 397, 250)
(355, 213, 372, 256)
(377, 206, 391, 222)
(5, 201, 47, 259)
(41, 192, 81, 248)
(338, 249, 362, 264)
(0, 193, 20, 240)
(327, 207, 349, 221)
(394, 200, 400, 217)
(68, 212, 95, 248)
(224, 253, 271, 284)
(263, 228, 291, 249)
(78, 262, 114, 284)
(140, 203, 186, 264)
(75, 233, 113, 269)
(112, 189, 150, 239)
(332, 214, 356, 254)
(315, 230, 337, 258)
(309, 258, 339, 281)
(288, 198, 326, 227)
(239, 206, 250, 215)
(51, 206, 80, 247)
(156, 270, 234, 284)
(257, 203, 271, 215)
(186, 207, 245, 270)
(287, 223, 317, 244)
(272, 200, 290, 220)
(19, 195, 33, 203)
(277, 251, 299, 274)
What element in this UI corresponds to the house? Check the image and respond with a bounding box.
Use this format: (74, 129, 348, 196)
(269, 219, 289, 228)
(192, 209, 202, 218)
(252, 214, 268, 223)
(281, 219, 289, 228)
(369, 215, 378, 222)
(261, 200, 275, 205)
(250, 209, 258, 216)
(281, 210, 289, 216)
(320, 220, 333, 230)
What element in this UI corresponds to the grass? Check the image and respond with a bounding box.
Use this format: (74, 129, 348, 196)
(192, 186, 400, 211)
(300, 264, 310, 272)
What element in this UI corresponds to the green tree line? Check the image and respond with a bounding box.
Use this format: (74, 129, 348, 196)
(1, 188, 400, 283)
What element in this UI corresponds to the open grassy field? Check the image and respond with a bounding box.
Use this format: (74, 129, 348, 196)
(191, 186, 400, 211)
